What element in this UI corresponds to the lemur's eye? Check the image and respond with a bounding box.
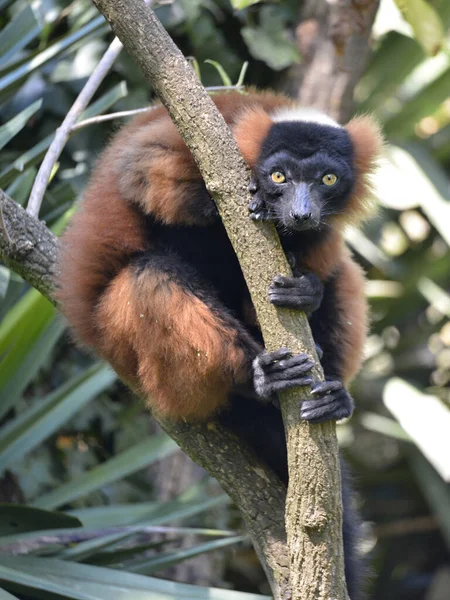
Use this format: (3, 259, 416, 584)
(322, 173, 338, 186)
(271, 171, 286, 184)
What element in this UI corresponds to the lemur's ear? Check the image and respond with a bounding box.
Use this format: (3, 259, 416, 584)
(345, 115, 384, 178)
(233, 107, 274, 167)
(340, 115, 384, 226)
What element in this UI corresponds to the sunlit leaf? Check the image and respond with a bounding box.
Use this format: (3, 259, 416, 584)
(0, 556, 271, 599)
(384, 378, 450, 481)
(394, 0, 444, 56)
(0, 289, 56, 420)
(230, 0, 262, 9)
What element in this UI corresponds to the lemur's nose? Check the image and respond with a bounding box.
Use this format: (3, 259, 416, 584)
(291, 210, 311, 222)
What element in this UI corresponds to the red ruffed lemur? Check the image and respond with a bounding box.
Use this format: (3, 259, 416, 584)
(57, 90, 382, 599)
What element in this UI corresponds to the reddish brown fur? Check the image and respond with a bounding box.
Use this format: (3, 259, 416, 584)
(57, 90, 380, 419)
(334, 250, 368, 384)
(233, 107, 274, 167)
(95, 266, 248, 419)
(302, 230, 345, 280)
(338, 115, 384, 228)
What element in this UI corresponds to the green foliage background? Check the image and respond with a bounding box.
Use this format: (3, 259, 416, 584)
(0, 0, 450, 598)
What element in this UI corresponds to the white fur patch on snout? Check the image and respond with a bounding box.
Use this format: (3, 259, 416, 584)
(271, 107, 341, 129)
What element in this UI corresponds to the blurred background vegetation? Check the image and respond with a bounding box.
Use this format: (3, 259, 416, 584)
(0, 0, 450, 598)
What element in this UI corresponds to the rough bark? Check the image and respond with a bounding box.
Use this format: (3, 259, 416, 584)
(0, 189, 58, 302)
(91, 2, 347, 599)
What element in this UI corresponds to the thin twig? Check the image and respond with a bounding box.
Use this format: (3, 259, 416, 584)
(71, 86, 244, 132)
(26, 37, 123, 218)
(71, 107, 156, 131)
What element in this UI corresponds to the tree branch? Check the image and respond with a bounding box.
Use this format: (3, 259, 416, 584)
(90, 2, 348, 599)
(0, 0, 380, 597)
(283, 0, 380, 122)
(0, 186, 291, 596)
(0, 190, 58, 301)
(26, 37, 123, 218)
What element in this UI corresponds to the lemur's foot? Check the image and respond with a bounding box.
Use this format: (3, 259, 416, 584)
(269, 273, 324, 312)
(301, 380, 354, 423)
(253, 348, 314, 400)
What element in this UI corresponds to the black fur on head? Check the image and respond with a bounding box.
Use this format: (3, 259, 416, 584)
(250, 120, 355, 233)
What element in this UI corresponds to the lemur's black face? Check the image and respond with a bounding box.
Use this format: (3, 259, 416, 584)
(251, 121, 355, 233)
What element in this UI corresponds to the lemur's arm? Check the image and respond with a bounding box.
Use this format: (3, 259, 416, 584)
(265, 253, 367, 423)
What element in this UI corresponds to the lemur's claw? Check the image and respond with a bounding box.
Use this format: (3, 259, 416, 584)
(253, 348, 314, 400)
(268, 272, 324, 313)
(301, 381, 354, 423)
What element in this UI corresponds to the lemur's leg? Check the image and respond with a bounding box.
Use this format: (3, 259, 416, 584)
(95, 252, 261, 420)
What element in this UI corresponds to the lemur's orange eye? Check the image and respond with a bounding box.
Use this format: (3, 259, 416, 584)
(322, 173, 338, 186)
(271, 171, 286, 184)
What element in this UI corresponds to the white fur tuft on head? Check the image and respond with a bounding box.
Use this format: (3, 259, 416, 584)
(271, 107, 341, 129)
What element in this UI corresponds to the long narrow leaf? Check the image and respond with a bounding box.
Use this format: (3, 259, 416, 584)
(0, 318, 65, 421)
(0, 6, 41, 68)
(0, 16, 105, 100)
(0, 556, 270, 599)
(0, 290, 55, 419)
(68, 493, 229, 529)
(127, 535, 246, 574)
(0, 363, 116, 474)
(34, 434, 178, 510)
(0, 100, 42, 151)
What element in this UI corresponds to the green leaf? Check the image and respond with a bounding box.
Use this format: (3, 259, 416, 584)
(0, 289, 56, 419)
(410, 450, 450, 548)
(230, 0, 262, 9)
(34, 434, 178, 510)
(0, 133, 53, 189)
(0, 84, 127, 190)
(0, 267, 9, 301)
(80, 82, 129, 121)
(394, 0, 444, 56)
(5, 168, 37, 206)
(0, 588, 19, 600)
(126, 535, 246, 574)
(235, 61, 249, 87)
(0, 6, 41, 68)
(204, 60, 232, 87)
(241, 6, 301, 71)
(0, 556, 271, 599)
(0, 318, 65, 422)
(384, 378, 450, 481)
(0, 100, 42, 151)
(0, 16, 106, 101)
(0, 363, 115, 474)
(69, 493, 229, 529)
(0, 505, 81, 537)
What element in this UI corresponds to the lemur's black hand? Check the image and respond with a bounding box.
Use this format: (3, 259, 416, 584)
(268, 272, 324, 313)
(248, 175, 269, 221)
(301, 380, 354, 423)
(253, 347, 314, 400)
